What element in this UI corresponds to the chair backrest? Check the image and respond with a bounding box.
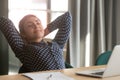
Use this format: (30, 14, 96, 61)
(95, 51, 112, 65)
(65, 62, 73, 68)
(0, 33, 9, 75)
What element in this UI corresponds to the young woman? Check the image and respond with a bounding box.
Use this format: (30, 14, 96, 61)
(0, 12, 72, 73)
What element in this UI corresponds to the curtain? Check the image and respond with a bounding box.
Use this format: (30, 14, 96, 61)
(68, 0, 117, 67)
(68, 0, 81, 67)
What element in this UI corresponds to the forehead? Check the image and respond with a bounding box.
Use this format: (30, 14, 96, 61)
(23, 15, 40, 23)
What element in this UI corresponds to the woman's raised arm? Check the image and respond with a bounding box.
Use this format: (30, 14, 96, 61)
(0, 17, 24, 60)
(46, 12, 72, 49)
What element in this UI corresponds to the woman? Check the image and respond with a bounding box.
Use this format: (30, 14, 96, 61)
(0, 12, 72, 73)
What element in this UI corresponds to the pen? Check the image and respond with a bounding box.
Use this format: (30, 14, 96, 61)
(47, 74, 52, 80)
(22, 75, 33, 80)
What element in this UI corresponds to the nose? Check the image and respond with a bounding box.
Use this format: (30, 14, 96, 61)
(34, 25, 39, 29)
(33, 22, 41, 29)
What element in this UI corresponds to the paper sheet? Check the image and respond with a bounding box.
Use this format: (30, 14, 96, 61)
(23, 72, 74, 80)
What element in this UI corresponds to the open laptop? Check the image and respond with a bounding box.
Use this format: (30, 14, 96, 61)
(76, 45, 120, 78)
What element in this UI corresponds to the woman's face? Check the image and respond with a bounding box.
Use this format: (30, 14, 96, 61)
(22, 16, 44, 42)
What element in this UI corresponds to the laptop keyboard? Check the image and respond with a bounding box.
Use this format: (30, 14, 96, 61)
(91, 71, 104, 75)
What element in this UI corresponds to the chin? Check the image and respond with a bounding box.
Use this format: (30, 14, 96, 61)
(35, 36, 43, 39)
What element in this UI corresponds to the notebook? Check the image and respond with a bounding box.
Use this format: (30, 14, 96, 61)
(23, 72, 74, 80)
(76, 45, 120, 78)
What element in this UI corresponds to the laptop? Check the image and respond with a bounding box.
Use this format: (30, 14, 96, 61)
(76, 45, 120, 78)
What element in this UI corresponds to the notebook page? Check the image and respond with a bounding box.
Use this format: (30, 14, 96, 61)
(23, 72, 74, 80)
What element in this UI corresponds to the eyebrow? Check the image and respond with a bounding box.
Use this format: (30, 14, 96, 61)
(25, 18, 41, 25)
(35, 19, 41, 23)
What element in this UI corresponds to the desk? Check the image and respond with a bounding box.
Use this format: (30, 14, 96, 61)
(0, 65, 120, 80)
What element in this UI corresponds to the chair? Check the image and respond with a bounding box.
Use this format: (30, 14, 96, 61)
(65, 62, 73, 68)
(95, 51, 112, 65)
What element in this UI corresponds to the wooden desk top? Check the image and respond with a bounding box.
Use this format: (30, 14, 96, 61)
(0, 65, 120, 80)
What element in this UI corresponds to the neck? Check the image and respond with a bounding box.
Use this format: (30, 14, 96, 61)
(27, 38, 43, 43)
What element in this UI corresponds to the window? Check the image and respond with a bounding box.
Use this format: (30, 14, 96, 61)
(8, 0, 68, 39)
(8, 0, 68, 75)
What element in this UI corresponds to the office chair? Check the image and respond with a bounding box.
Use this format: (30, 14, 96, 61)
(65, 62, 73, 68)
(95, 51, 112, 65)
